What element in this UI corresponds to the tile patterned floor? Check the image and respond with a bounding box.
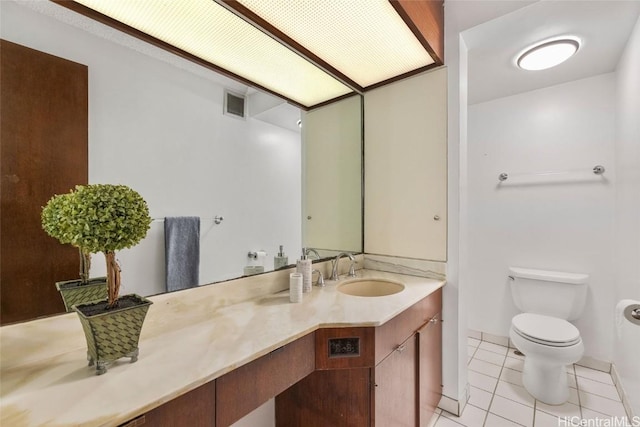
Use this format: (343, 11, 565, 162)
(431, 338, 631, 427)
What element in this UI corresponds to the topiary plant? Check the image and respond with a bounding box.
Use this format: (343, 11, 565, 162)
(42, 184, 151, 308)
(42, 192, 92, 284)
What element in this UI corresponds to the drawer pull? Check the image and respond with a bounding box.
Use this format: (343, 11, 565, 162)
(395, 344, 406, 353)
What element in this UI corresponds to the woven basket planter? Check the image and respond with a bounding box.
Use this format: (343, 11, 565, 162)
(74, 294, 153, 375)
(56, 277, 108, 312)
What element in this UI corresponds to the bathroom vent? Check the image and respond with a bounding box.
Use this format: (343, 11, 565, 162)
(224, 90, 246, 119)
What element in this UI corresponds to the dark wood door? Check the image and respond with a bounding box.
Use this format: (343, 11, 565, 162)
(417, 313, 442, 426)
(1, 39, 88, 324)
(374, 335, 417, 427)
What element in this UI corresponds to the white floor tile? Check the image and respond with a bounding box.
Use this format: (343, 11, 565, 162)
(533, 410, 568, 427)
(579, 390, 627, 418)
(458, 336, 624, 427)
(468, 386, 493, 411)
(533, 410, 561, 427)
(494, 381, 535, 407)
(435, 415, 466, 427)
(581, 407, 629, 424)
(468, 337, 481, 348)
(577, 376, 622, 401)
(468, 370, 499, 393)
(468, 345, 478, 357)
(500, 367, 524, 387)
(567, 386, 580, 406)
(479, 341, 509, 355)
(474, 349, 507, 367)
(469, 358, 503, 378)
(489, 395, 533, 427)
(482, 333, 510, 347)
(574, 365, 614, 385)
(567, 373, 577, 389)
(508, 349, 525, 360)
(426, 412, 441, 427)
(535, 401, 580, 419)
(485, 413, 523, 427)
(503, 357, 524, 372)
(442, 404, 487, 427)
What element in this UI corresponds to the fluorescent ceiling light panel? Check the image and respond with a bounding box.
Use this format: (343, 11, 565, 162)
(74, 0, 353, 107)
(517, 37, 580, 71)
(237, 0, 435, 87)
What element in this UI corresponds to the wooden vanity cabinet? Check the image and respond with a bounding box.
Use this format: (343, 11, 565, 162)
(120, 290, 442, 427)
(277, 288, 443, 427)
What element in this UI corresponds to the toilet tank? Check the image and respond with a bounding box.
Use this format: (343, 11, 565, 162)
(509, 267, 588, 321)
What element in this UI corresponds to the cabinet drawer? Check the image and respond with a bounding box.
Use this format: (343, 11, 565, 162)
(375, 288, 442, 365)
(315, 327, 375, 370)
(216, 333, 315, 426)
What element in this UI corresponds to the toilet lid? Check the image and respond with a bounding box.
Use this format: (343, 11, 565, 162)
(512, 313, 581, 347)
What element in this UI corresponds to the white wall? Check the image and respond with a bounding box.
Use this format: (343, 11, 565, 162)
(467, 74, 617, 362)
(614, 14, 640, 417)
(1, 1, 301, 297)
(443, 1, 535, 409)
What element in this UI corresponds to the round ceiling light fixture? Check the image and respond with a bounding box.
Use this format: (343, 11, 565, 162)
(516, 37, 580, 71)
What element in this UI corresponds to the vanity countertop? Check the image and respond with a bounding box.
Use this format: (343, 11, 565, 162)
(0, 269, 445, 426)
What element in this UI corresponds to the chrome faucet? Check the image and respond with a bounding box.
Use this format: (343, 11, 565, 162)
(329, 252, 356, 281)
(305, 247, 321, 260)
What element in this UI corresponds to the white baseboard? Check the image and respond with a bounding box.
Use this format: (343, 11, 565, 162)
(437, 384, 470, 417)
(611, 364, 636, 420)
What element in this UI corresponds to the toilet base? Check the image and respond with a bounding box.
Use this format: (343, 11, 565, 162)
(522, 357, 569, 405)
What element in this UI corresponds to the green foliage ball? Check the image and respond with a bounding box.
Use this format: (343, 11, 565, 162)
(42, 184, 151, 254)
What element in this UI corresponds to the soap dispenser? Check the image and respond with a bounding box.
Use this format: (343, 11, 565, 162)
(274, 245, 288, 270)
(297, 248, 312, 293)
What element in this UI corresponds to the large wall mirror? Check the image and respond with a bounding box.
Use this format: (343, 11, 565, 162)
(0, 1, 362, 323)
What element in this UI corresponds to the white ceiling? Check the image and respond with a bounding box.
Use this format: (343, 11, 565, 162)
(464, 1, 640, 105)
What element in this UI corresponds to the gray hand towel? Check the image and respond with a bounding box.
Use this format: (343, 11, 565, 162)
(165, 216, 200, 292)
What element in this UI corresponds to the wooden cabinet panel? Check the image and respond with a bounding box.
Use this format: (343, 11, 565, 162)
(119, 381, 215, 427)
(216, 333, 314, 426)
(375, 289, 442, 365)
(1, 39, 88, 324)
(373, 335, 417, 427)
(417, 313, 443, 426)
(315, 327, 375, 370)
(276, 368, 371, 427)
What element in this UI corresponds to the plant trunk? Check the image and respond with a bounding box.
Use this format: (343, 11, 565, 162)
(105, 251, 121, 308)
(79, 247, 91, 284)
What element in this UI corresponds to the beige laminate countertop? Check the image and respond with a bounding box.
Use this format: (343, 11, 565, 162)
(0, 269, 445, 426)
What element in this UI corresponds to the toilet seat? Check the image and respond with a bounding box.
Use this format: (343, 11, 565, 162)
(512, 313, 581, 347)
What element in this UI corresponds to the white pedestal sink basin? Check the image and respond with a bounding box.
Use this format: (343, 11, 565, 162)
(337, 279, 405, 297)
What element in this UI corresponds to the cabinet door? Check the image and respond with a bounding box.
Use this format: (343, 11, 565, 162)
(417, 313, 442, 426)
(302, 95, 362, 253)
(364, 68, 447, 261)
(1, 40, 88, 324)
(374, 336, 417, 427)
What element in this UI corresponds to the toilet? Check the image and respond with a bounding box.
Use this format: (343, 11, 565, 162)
(508, 267, 588, 405)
